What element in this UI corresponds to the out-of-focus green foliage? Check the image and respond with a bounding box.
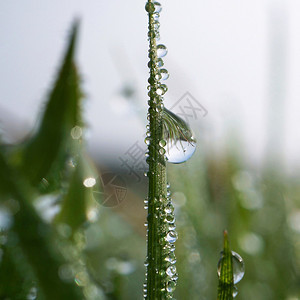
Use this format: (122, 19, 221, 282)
(0, 22, 97, 299)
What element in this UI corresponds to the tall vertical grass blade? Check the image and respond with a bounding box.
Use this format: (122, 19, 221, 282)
(0, 149, 83, 299)
(217, 230, 234, 300)
(19, 22, 82, 187)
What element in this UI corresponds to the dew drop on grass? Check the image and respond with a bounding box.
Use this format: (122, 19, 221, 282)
(145, 2, 155, 13)
(160, 69, 169, 80)
(27, 286, 37, 300)
(159, 148, 166, 155)
(159, 139, 166, 147)
(217, 251, 245, 284)
(157, 44, 168, 58)
(166, 280, 176, 292)
(157, 58, 164, 67)
(165, 138, 196, 164)
(70, 126, 83, 140)
(233, 286, 238, 298)
(162, 108, 197, 163)
(166, 230, 178, 243)
(153, 13, 160, 21)
(83, 177, 96, 188)
(166, 265, 177, 277)
(154, 1, 162, 13)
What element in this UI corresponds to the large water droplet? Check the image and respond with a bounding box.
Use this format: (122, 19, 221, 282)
(217, 251, 245, 284)
(162, 108, 197, 164)
(165, 138, 196, 164)
(157, 44, 168, 58)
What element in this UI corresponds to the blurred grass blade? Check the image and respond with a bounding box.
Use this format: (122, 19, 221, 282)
(217, 230, 233, 300)
(0, 245, 27, 299)
(19, 22, 82, 186)
(55, 156, 94, 232)
(0, 149, 83, 299)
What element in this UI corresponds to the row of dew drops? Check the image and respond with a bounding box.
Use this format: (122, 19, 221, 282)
(144, 2, 182, 299)
(145, 1, 197, 165)
(143, 184, 178, 299)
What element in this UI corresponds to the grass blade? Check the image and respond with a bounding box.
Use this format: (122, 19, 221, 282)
(217, 230, 234, 300)
(18, 22, 82, 187)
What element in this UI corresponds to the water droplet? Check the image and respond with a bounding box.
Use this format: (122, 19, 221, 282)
(166, 266, 177, 277)
(157, 44, 168, 58)
(34, 195, 60, 222)
(160, 69, 169, 80)
(27, 286, 37, 300)
(70, 126, 83, 140)
(0, 207, 13, 230)
(159, 148, 166, 155)
(166, 280, 176, 292)
(166, 230, 178, 243)
(157, 58, 164, 67)
(145, 2, 155, 13)
(87, 207, 99, 222)
(164, 202, 174, 214)
(154, 1, 162, 13)
(145, 137, 151, 145)
(57, 223, 72, 238)
(155, 73, 162, 80)
(217, 251, 245, 284)
(153, 13, 160, 21)
(162, 108, 197, 163)
(166, 214, 175, 224)
(165, 137, 196, 164)
(233, 286, 238, 298)
(159, 139, 166, 147)
(83, 177, 96, 188)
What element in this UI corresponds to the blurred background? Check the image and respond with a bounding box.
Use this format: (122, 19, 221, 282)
(1, 0, 300, 299)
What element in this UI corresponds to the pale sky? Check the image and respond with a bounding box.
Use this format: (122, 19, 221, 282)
(1, 0, 300, 172)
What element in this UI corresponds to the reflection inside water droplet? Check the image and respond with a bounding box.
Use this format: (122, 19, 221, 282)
(162, 108, 197, 164)
(217, 251, 245, 284)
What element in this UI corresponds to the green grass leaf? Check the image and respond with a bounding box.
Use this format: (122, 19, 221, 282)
(18, 22, 82, 187)
(217, 230, 234, 300)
